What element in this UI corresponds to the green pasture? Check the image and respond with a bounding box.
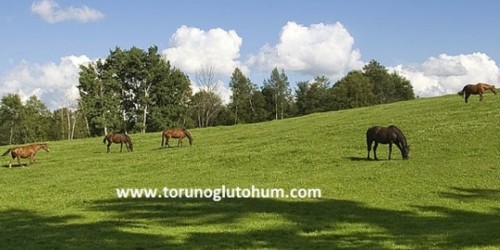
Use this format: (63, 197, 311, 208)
(1, 93, 499, 249)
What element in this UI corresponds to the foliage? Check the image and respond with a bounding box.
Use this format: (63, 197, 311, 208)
(263, 67, 295, 120)
(0, 94, 52, 145)
(77, 46, 192, 136)
(228, 68, 268, 124)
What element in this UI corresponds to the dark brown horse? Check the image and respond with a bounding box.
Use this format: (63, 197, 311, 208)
(1, 143, 50, 168)
(366, 125, 410, 160)
(161, 128, 193, 147)
(103, 133, 133, 153)
(458, 83, 497, 103)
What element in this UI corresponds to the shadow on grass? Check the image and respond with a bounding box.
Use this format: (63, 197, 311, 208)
(439, 187, 500, 201)
(1, 193, 499, 249)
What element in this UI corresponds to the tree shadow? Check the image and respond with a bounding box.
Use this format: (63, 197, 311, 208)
(2, 188, 499, 249)
(85, 196, 499, 249)
(439, 187, 500, 201)
(0, 209, 173, 249)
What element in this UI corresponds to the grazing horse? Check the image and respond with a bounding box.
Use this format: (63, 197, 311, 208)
(1, 143, 50, 168)
(161, 128, 193, 147)
(366, 125, 410, 160)
(103, 133, 133, 153)
(458, 83, 497, 103)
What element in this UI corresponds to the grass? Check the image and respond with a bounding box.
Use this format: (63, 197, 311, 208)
(1, 93, 499, 249)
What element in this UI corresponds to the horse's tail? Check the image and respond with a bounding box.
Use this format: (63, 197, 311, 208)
(183, 128, 193, 145)
(1, 148, 12, 157)
(161, 130, 165, 147)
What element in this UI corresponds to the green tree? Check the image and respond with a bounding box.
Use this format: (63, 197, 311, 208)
(228, 67, 266, 124)
(330, 71, 377, 110)
(263, 68, 293, 120)
(78, 59, 122, 136)
(295, 76, 333, 115)
(0, 94, 52, 145)
(78, 46, 192, 135)
(363, 60, 415, 103)
(0, 94, 24, 145)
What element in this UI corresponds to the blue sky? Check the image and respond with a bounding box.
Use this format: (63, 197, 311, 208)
(2, 0, 500, 109)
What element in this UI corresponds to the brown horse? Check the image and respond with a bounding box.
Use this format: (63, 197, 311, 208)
(103, 133, 133, 153)
(366, 125, 410, 160)
(458, 83, 497, 103)
(1, 143, 50, 168)
(161, 128, 193, 147)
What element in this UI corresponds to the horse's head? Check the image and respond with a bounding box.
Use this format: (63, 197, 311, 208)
(128, 140, 133, 152)
(41, 143, 50, 152)
(491, 85, 498, 95)
(402, 145, 410, 160)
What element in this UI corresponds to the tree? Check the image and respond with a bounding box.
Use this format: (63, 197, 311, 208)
(330, 71, 377, 110)
(78, 46, 192, 135)
(295, 76, 333, 115)
(228, 67, 266, 124)
(193, 65, 223, 127)
(78, 59, 122, 136)
(363, 60, 415, 104)
(190, 90, 223, 127)
(0, 94, 52, 145)
(263, 68, 293, 120)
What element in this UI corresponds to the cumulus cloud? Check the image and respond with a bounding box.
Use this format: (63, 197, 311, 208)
(247, 21, 363, 81)
(390, 53, 500, 97)
(0, 55, 92, 109)
(162, 26, 246, 76)
(31, 0, 104, 23)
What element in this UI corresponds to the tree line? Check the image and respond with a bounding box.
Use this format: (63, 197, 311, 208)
(0, 46, 414, 145)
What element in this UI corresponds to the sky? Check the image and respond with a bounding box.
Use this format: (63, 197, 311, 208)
(1, 0, 500, 109)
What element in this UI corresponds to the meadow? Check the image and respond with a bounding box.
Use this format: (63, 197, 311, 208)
(1, 93, 499, 249)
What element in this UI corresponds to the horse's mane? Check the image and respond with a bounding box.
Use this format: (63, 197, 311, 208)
(388, 125, 408, 146)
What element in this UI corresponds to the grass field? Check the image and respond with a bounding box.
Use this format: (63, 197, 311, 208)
(1, 93, 499, 249)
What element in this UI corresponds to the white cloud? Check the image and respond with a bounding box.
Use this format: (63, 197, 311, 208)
(246, 21, 364, 81)
(0, 55, 92, 109)
(162, 25, 246, 76)
(31, 0, 104, 23)
(390, 53, 500, 97)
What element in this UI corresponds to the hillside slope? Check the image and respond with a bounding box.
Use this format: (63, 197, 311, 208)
(1, 93, 499, 249)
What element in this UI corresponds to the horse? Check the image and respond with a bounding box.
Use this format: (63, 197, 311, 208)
(103, 133, 133, 153)
(161, 128, 193, 147)
(458, 83, 497, 103)
(366, 125, 410, 160)
(1, 143, 50, 168)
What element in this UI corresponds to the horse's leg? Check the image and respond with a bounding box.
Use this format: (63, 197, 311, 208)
(373, 142, 379, 160)
(388, 143, 393, 160)
(120, 142, 123, 153)
(126, 142, 130, 152)
(107, 142, 111, 153)
(17, 156, 22, 167)
(479, 92, 484, 101)
(177, 138, 183, 147)
(166, 137, 170, 147)
(465, 93, 470, 103)
(366, 139, 372, 159)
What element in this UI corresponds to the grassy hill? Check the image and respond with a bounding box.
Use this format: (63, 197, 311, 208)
(1, 93, 499, 249)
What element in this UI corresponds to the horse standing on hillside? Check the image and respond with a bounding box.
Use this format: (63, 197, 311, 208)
(161, 128, 193, 147)
(366, 125, 410, 160)
(103, 133, 133, 153)
(1, 143, 50, 168)
(458, 83, 497, 103)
